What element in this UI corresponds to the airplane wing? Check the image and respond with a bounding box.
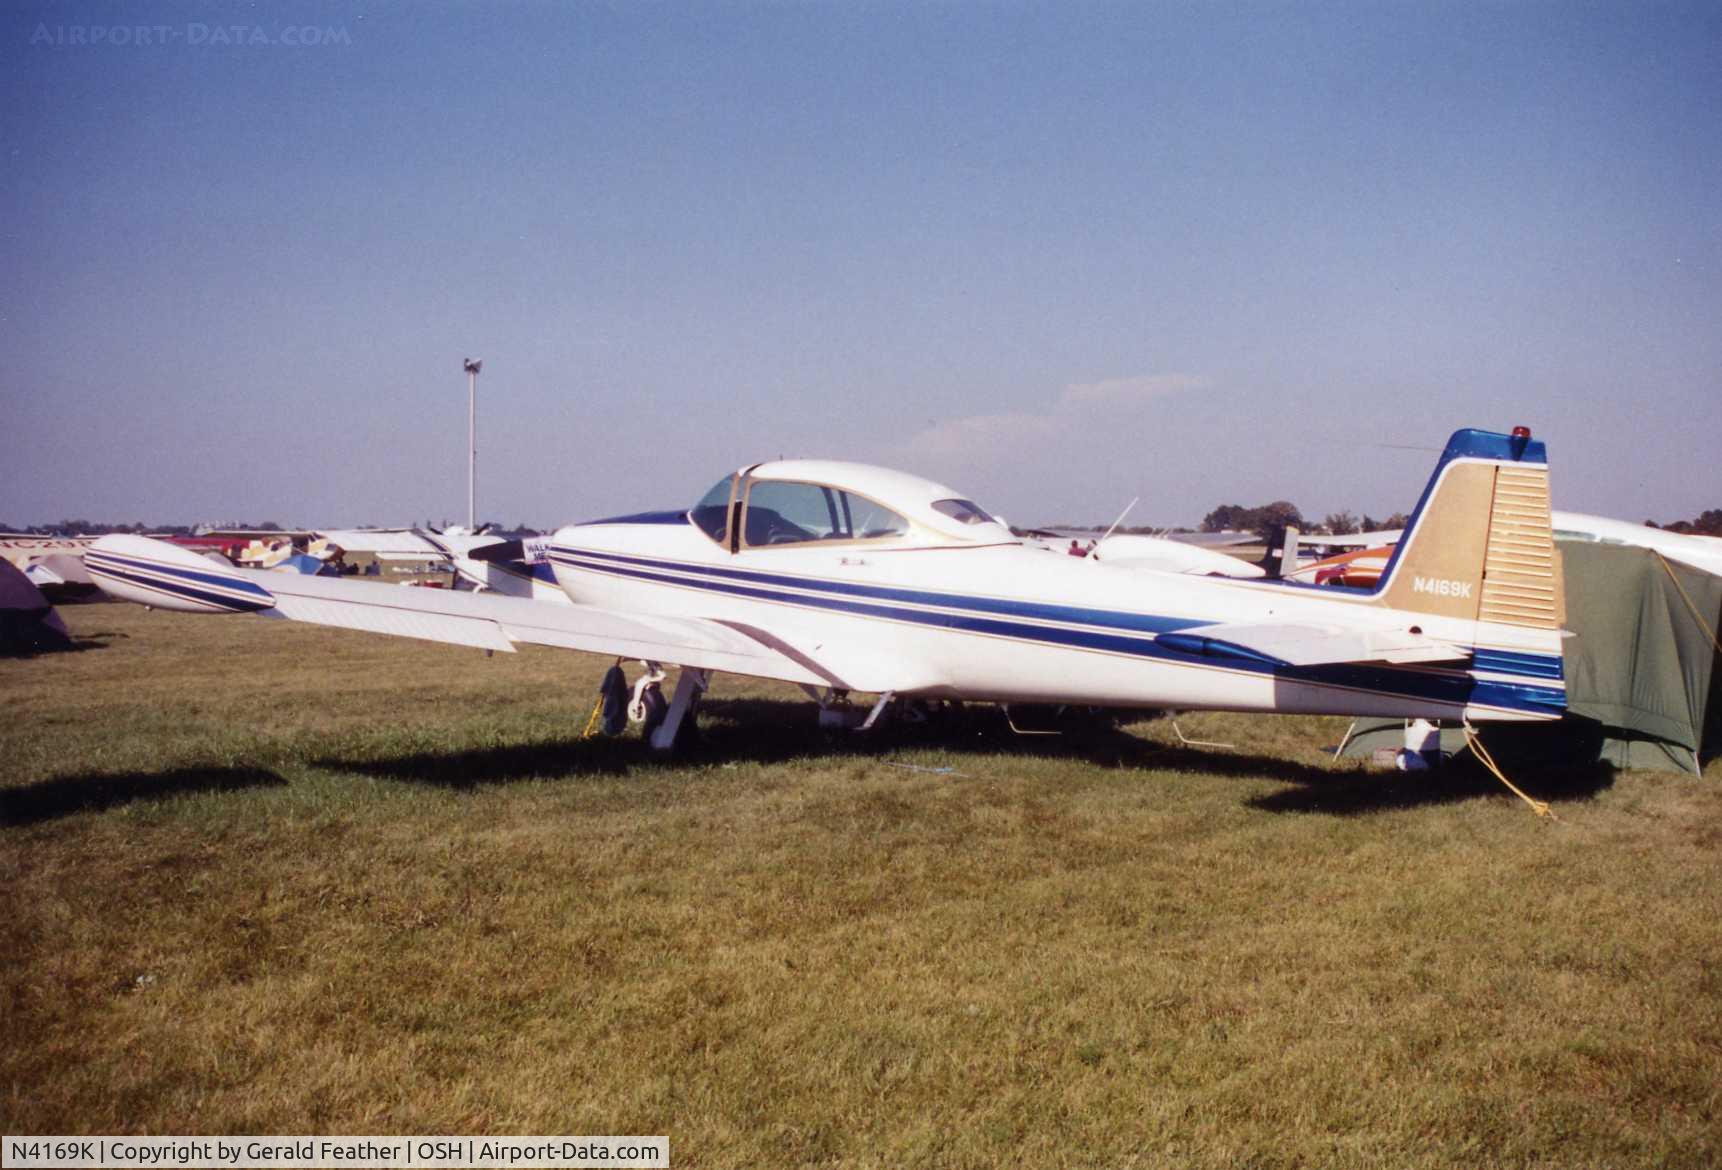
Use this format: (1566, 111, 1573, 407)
(1298, 529, 1403, 549)
(86, 535, 853, 689)
(1157, 621, 1469, 667)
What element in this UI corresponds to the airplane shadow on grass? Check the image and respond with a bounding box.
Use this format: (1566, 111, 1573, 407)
(1244, 759, 1617, 816)
(1, 764, 287, 827)
(310, 695, 1614, 814)
(320, 697, 1165, 790)
(675, 696, 1625, 813)
(0, 636, 115, 658)
(303, 692, 1542, 809)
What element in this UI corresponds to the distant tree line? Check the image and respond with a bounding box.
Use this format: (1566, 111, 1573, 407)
(0, 520, 211, 536)
(1195, 504, 1722, 541)
(1198, 503, 1414, 541)
(1045, 500, 1722, 543)
(1649, 509, 1722, 536)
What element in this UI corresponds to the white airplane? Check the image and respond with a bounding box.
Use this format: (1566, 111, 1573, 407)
(85, 426, 1567, 752)
(1088, 533, 1267, 578)
(320, 527, 567, 601)
(1550, 511, 1722, 578)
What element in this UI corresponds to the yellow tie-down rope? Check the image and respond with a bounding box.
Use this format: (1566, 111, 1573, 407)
(580, 658, 627, 740)
(1654, 552, 1722, 657)
(580, 692, 607, 740)
(1461, 720, 1556, 820)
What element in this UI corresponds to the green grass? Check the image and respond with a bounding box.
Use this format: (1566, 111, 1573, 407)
(3, 605, 1720, 1167)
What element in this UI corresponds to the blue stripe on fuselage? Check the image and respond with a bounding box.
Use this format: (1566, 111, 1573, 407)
(551, 546, 1565, 715)
(556, 546, 1200, 636)
(1473, 647, 1565, 680)
(579, 510, 692, 527)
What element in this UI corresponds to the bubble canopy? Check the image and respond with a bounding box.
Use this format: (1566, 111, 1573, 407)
(688, 460, 1015, 550)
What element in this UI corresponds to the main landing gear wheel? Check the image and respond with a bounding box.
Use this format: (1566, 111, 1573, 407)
(628, 663, 670, 740)
(634, 683, 668, 741)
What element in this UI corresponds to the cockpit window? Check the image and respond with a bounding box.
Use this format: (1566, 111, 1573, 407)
(846, 494, 911, 539)
(690, 475, 736, 543)
(932, 498, 996, 526)
(743, 480, 910, 547)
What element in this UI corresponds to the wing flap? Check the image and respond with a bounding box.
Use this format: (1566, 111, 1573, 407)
(264, 589, 516, 652)
(250, 572, 845, 687)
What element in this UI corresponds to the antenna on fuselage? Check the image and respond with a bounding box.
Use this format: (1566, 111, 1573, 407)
(1090, 497, 1140, 558)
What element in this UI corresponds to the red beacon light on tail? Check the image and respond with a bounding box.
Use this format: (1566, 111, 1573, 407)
(1510, 425, 1532, 459)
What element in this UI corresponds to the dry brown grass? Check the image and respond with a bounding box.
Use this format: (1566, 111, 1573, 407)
(3, 605, 1721, 1167)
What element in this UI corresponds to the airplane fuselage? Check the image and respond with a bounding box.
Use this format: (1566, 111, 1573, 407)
(550, 513, 1565, 722)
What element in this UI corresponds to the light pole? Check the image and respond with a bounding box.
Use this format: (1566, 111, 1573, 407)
(463, 358, 482, 530)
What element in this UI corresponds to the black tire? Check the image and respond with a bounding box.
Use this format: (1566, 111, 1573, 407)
(638, 683, 668, 741)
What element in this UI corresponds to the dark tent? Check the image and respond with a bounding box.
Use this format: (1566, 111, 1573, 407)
(1340, 540, 1722, 775)
(0, 557, 74, 654)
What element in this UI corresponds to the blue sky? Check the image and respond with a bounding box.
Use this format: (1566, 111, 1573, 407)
(3, 1, 1718, 529)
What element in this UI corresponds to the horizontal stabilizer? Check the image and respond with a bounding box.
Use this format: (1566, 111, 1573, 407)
(467, 538, 526, 563)
(1160, 621, 1470, 667)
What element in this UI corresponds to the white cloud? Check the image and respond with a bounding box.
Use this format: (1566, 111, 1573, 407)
(898, 372, 1209, 466)
(1057, 373, 1208, 409)
(901, 410, 1047, 461)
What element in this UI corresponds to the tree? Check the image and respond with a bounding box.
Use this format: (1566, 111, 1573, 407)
(1200, 501, 1306, 541)
(1322, 510, 1359, 536)
(1201, 504, 1252, 533)
(1253, 501, 1304, 540)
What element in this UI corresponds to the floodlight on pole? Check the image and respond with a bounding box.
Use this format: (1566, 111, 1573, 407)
(464, 358, 482, 530)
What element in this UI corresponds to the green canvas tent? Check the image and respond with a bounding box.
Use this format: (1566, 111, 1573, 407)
(1339, 539, 1722, 775)
(0, 557, 74, 655)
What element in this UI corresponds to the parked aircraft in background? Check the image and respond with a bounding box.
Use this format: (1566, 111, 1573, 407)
(1018, 528, 1267, 578)
(1286, 509, 1722, 589)
(87, 427, 1567, 753)
(1551, 512, 1722, 578)
(320, 527, 566, 601)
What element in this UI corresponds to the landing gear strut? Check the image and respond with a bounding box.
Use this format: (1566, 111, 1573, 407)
(623, 662, 710, 751)
(1396, 718, 1448, 771)
(804, 687, 899, 733)
(649, 667, 710, 751)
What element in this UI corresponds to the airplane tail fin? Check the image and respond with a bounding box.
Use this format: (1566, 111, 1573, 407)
(1370, 427, 1564, 632)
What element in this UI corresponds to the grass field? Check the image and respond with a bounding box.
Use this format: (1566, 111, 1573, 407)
(4, 604, 1721, 1168)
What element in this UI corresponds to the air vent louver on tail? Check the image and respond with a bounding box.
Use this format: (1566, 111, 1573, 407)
(1479, 466, 1559, 629)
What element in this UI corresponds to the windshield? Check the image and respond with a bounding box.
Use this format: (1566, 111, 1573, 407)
(690, 475, 736, 543)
